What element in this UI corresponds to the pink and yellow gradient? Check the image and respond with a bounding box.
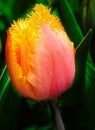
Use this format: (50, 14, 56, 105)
(5, 4, 75, 101)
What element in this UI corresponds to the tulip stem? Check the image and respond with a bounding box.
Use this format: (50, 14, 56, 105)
(49, 101, 65, 130)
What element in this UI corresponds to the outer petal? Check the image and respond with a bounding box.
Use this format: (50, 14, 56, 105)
(27, 24, 75, 100)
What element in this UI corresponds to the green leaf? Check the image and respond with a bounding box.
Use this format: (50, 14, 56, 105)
(34, 0, 50, 5)
(16, 99, 53, 129)
(58, 29, 92, 130)
(59, 29, 92, 107)
(24, 124, 53, 130)
(57, 0, 83, 46)
(80, 52, 95, 129)
(74, 28, 92, 101)
(0, 64, 10, 99)
(0, 63, 21, 130)
(67, 0, 80, 13)
(75, 29, 92, 82)
(26, 99, 37, 109)
(24, 126, 37, 130)
(38, 124, 53, 130)
(0, 1, 13, 23)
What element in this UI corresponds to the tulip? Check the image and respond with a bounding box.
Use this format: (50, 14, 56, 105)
(5, 4, 75, 101)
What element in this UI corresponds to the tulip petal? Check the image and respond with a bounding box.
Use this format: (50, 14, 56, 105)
(27, 24, 75, 100)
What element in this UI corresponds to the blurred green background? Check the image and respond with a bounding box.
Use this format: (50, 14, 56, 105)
(0, 0, 95, 130)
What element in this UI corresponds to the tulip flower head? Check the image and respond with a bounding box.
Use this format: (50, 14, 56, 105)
(5, 4, 75, 101)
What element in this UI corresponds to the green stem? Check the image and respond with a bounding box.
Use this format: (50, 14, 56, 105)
(49, 101, 65, 130)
